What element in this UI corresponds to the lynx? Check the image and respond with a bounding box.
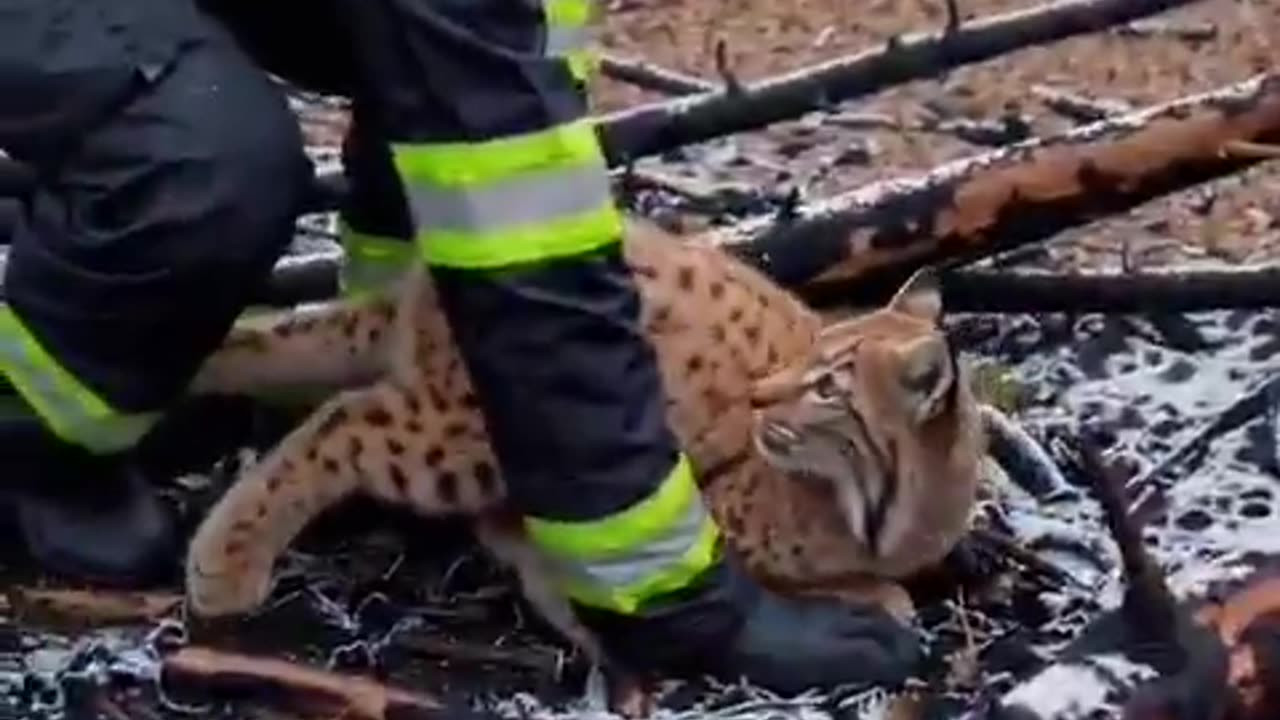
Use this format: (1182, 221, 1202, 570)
(183, 220, 986, 656)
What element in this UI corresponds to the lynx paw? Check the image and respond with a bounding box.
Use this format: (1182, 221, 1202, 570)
(800, 578, 917, 627)
(185, 530, 276, 618)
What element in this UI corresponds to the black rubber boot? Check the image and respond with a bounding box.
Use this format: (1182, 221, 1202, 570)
(0, 400, 178, 587)
(576, 553, 924, 695)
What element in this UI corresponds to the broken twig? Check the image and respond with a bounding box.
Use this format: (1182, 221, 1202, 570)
(7, 587, 182, 631)
(1126, 372, 1280, 520)
(1115, 19, 1219, 42)
(160, 646, 445, 720)
(598, 54, 715, 96)
(1030, 84, 1132, 123)
(397, 634, 569, 679)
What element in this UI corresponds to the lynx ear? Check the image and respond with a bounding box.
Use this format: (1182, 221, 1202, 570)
(896, 335, 954, 424)
(888, 266, 942, 324)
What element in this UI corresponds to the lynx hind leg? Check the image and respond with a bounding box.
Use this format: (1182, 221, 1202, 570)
(189, 294, 397, 399)
(795, 578, 917, 627)
(186, 380, 413, 618)
(473, 515, 608, 666)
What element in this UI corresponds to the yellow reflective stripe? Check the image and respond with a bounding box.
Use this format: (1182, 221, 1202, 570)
(561, 515, 723, 614)
(394, 119, 623, 269)
(526, 454, 699, 560)
(541, 0, 598, 82)
(340, 222, 414, 297)
(0, 306, 159, 453)
(544, 0, 592, 29)
(392, 119, 603, 188)
(566, 49, 598, 83)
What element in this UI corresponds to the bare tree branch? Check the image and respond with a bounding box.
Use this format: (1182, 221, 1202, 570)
(597, 0, 1206, 165)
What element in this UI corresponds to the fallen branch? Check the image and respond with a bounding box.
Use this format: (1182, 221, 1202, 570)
(989, 434, 1236, 719)
(598, 53, 715, 96)
(15, 73, 1273, 312)
(1223, 139, 1280, 159)
(7, 587, 182, 631)
(160, 646, 445, 720)
(8, 73, 1278, 314)
(1030, 84, 1132, 123)
(1075, 436, 1180, 658)
(598, 0, 1205, 165)
(969, 527, 1078, 589)
(936, 264, 1280, 313)
(397, 634, 569, 678)
(1115, 18, 1219, 42)
(708, 71, 1280, 306)
(1126, 371, 1280, 521)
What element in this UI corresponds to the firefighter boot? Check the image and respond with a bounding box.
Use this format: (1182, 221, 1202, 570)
(578, 553, 924, 695)
(0, 402, 178, 586)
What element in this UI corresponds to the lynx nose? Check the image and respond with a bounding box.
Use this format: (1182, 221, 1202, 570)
(759, 419, 801, 455)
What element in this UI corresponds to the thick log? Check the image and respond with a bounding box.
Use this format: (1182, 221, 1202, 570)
(129, 232, 1280, 315)
(597, 0, 1204, 165)
(710, 72, 1280, 306)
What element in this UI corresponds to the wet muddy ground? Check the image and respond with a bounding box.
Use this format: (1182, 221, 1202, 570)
(0, 0, 1278, 718)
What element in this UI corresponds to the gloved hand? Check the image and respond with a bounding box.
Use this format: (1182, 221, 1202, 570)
(577, 553, 924, 695)
(0, 406, 178, 586)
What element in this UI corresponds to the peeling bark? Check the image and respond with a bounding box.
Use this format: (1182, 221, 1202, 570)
(709, 72, 1280, 306)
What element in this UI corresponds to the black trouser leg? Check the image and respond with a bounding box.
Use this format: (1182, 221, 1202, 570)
(0, 0, 312, 585)
(0, 0, 313, 452)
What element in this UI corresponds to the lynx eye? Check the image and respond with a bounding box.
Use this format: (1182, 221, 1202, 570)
(810, 373, 841, 402)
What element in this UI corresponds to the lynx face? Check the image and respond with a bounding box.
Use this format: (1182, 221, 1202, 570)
(750, 267, 965, 556)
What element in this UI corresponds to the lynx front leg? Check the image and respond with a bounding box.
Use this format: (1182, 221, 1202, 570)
(186, 380, 412, 618)
(473, 513, 608, 665)
(474, 514, 655, 718)
(794, 578, 917, 627)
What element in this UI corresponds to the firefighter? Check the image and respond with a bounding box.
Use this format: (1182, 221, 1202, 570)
(0, 0, 922, 695)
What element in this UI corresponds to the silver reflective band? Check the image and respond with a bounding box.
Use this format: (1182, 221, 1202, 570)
(546, 23, 591, 55)
(551, 488, 713, 590)
(403, 162, 613, 235)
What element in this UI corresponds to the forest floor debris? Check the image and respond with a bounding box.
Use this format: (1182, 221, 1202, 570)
(0, 0, 1278, 718)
